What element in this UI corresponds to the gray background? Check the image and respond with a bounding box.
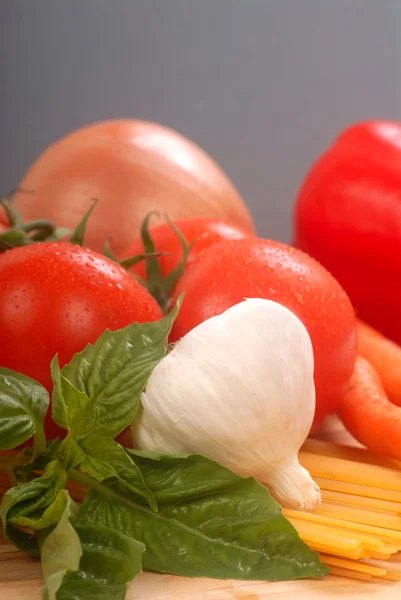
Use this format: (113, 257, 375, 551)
(1, 0, 400, 242)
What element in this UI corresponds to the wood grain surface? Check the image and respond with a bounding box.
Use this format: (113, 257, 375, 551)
(1, 417, 401, 599)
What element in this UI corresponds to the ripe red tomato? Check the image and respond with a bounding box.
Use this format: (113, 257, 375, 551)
(120, 217, 249, 280)
(0, 243, 163, 438)
(14, 120, 254, 255)
(171, 238, 357, 429)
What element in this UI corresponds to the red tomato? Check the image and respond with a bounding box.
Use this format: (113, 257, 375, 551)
(15, 120, 254, 255)
(120, 217, 249, 280)
(0, 243, 163, 438)
(171, 238, 357, 429)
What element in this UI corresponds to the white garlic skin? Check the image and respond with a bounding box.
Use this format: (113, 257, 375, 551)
(133, 298, 320, 510)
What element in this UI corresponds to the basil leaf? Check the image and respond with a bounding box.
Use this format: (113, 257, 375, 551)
(41, 491, 82, 600)
(79, 454, 328, 581)
(64, 439, 86, 471)
(9, 488, 69, 531)
(57, 577, 128, 600)
(78, 435, 157, 511)
(59, 524, 144, 596)
(0, 460, 67, 554)
(51, 358, 92, 437)
(0, 367, 48, 453)
(10, 441, 62, 484)
(50, 355, 68, 430)
(42, 505, 145, 600)
(55, 302, 180, 438)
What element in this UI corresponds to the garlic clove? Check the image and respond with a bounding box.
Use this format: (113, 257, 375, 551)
(260, 455, 321, 511)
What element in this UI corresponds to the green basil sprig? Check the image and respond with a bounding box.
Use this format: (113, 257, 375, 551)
(0, 299, 328, 598)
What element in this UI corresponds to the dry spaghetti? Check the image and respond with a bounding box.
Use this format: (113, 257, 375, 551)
(285, 439, 401, 581)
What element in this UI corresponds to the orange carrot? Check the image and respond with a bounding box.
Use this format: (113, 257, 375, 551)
(357, 319, 401, 407)
(338, 356, 401, 461)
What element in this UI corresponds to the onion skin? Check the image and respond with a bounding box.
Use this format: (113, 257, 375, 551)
(15, 120, 255, 254)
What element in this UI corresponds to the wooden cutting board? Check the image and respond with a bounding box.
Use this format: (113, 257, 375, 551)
(2, 418, 401, 600)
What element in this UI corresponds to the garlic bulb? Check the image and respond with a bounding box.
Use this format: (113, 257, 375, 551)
(133, 298, 320, 510)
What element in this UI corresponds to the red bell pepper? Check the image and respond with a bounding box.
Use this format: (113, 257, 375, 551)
(293, 121, 401, 344)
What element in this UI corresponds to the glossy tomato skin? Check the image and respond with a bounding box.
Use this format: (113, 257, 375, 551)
(294, 121, 401, 344)
(15, 120, 254, 255)
(0, 243, 163, 438)
(120, 217, 249, 280)
(171, 238, 357, 430)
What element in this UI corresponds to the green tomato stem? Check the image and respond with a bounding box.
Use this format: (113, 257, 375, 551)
(23, 220, 56, 240)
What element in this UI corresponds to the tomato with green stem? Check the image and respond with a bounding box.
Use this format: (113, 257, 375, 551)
(0, 242, 163, 439)
(0, 193, 73, 251)
(121, 216, 249, 279)
(120, 216, 249, 312)
(171, 237, 357, 430)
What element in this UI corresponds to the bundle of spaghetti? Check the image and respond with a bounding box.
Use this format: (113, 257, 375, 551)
(284, 439, 401, 581)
